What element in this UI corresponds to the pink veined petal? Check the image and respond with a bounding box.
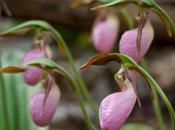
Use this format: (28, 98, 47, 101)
(99, 79, 137, 130)
(29, 82, 60, 127)
(92, 15, 119, 53)
(22, 48, 45, 65)
(119, 21, 154, 62)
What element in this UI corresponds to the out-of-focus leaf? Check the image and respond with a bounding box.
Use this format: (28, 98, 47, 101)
(98, 0, 114, 3)
(0, 49, 48, 130)
(121, 123, 155, 130)
(81, 53, 175, 129)
(0, 67, 6, 130)
(141, 0, 154, 6)
(0, 20, 67, 56)
(151, 3, 175, 37)
(92, 0, 138, 10)
(0, 20, 50, 36)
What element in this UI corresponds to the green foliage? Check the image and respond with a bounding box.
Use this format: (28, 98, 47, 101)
(121, 123, 155, 130)
(0, 50, 48, 130)
(81, 53, 175, 130)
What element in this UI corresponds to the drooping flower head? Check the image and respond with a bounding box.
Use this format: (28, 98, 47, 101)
(92, 12, 119, 53)
(99, 79, 137, 130)
(119, 21, 154, 62)
(22, 48, 45, 86)
(29, 78, 60, 126)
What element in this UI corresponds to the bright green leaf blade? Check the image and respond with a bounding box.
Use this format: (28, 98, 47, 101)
(0, 20, 51, 36)
(121, 123, 155, 130)
(0, 63, 6, 130)
(91, 0, 138, 10)
(152, 3, 175, 37)
(0, 49, 48, 130)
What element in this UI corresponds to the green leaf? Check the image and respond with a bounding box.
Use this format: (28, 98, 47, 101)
(98, 0, 116, 4)
(91, 0, 138, 10)
(141, 0, 155, 7)
(81, 53, 175, 130)
(0, 20, 51, 36)
(0, 20, 66, 55)
(121, 123, 155, 130)
(0, 50, 48, 130)
(151, 3, 175, 37)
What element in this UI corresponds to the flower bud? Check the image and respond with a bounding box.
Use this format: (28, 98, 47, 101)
(29, 82, 60, 127)
(22, 48, 45, 86)
(99, 79, 136, 130)
(119, 21, 154, 62)
(92, 14, 119, 53)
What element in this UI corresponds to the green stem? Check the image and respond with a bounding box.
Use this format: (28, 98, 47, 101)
(0, 20, 98, 127)
(121, 11, 166, 129)
(48, 26, 98, 120)
(137, 61, 175, 130)
(120, 9, 134, 29)
(54, 67, 97, 130)
(152, 3, 175, 37)
(67, 75, 97, 130)
(152, 88, 166, 130)
(140, 59, 166, 130)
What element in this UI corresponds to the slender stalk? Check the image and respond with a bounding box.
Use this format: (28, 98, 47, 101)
(121, 10, 166, 128)
(48, 25, 98, 120)
(67, 75, 97, 130)
(138, 60, 175, 130)
(152, 88, 166, 130)
(54, 67, 97, 130)
(152, 3, 175, 37)
(121, 9, 166, 128)
(120, 9, 134, 29)
(140, 59, 166, 130)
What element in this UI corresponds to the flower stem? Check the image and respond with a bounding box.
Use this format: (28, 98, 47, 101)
(120, 9, 134, 29)
(152, 3, 175, 37)
(47, 25, 98, 121)
(139, 59, 175, 130)
(140, 59, 166, 130)
(54, 66, 97, 130)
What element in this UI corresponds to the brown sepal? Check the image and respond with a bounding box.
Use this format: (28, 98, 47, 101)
(0, 66, 26, 73)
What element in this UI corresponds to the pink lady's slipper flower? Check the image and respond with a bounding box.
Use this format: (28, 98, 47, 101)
(119, 21, 154, 62)
(29, 80, 60, 126)
(92, 13, 119, 53)
(99, 79, 137, 130)
(22, 48, 46, 86)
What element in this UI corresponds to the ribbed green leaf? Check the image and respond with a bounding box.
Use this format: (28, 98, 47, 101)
(0, 50, 48, 130)
(121, 123, 155, 130)
(0, 62, 6, 130)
